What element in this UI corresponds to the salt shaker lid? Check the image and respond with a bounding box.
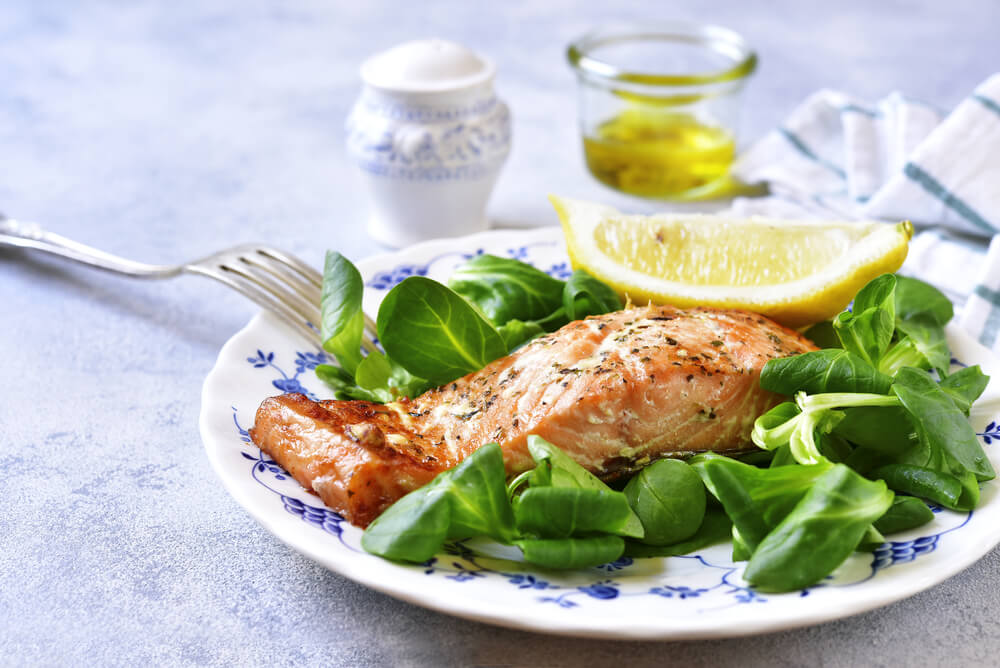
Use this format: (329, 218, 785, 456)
(360, 39, 496, 93)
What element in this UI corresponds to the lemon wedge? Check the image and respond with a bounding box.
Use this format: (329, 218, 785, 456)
(551, 195, 913, 328)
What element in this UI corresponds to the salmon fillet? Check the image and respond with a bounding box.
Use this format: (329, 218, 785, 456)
(249, 305, 817, 527)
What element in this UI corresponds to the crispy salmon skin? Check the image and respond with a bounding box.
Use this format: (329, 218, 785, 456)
(249, 305, 817, 527)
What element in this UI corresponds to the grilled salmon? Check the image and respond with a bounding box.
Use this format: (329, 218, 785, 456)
(249, 305, 817, 527)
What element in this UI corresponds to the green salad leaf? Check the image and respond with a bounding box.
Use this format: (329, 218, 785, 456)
(894, 275, 953, 326)
(880, 316, 950, 376)
(361, 443, 515, 562)
(448, 254, 565, 325)
(513, 536, 625, 570)
(833, 274, 897, 368)
(624, 508, 732, 558)
(623, 459, 706, 546)
(891, 367, 995, 482)
(768, 444, 797, 468)
(376, 276, 508, 387)
(523, 435, 613, 492)
(497, 319, 545, 351)
(519, 435, 644, 539)
(873, 496, 935, 535)
(742, 465, 893, 592)
(832, 406, 916, 457)
(514, 487, 644, 539)
(802, 320, 842, 349)
(563, 269, 623, 321)
(751, 392, 898, 465)
(320, 251, 367, 375)
(361, 436, 648, 570)
(938, 365, 989, 415)
(690, 454, 834, 558)
(760, 349, 892, 396)
(359, 478, 452, 563)
(354, 351, 429, 402)
(314, 363, 386, 402)
(869, 464, 964, 510)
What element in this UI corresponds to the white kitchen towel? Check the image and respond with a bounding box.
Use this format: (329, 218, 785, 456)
(726, 73, 1000, 352)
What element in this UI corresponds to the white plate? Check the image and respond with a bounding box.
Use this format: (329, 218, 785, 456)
(200, 227, 1000, 640)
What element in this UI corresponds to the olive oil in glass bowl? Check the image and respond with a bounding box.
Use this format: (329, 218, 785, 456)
(568, 23, 756, 200)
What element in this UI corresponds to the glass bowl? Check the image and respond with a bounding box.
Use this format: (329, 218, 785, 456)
(568, 22, 757, 200)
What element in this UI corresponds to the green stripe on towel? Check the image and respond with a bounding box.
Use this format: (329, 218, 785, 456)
(973, 94, 1000, 117)
(839, 104, 882, 118)
(924, 229, 988, 255)
(981, 307, 1000, 349)
(778, 128, 847, 179)
(903, 162, 997, 235)
(974, 284, 1000, 307)
(974, 285, 1000, 348)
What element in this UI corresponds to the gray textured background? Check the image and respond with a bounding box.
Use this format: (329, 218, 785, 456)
(3, 1, 1000, 665)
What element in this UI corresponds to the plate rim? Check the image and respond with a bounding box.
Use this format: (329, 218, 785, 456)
(199, 226, 1000, 640)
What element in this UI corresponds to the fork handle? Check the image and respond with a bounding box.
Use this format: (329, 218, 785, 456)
(0, 216, 180, 278)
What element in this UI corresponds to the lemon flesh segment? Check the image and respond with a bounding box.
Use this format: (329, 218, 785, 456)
(552, 195, 912, 329)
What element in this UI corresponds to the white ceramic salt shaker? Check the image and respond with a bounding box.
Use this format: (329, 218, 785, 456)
(345, 39, 511, 248)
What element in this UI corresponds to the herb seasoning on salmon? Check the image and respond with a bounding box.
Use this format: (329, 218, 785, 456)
(249, 305, 817, 527)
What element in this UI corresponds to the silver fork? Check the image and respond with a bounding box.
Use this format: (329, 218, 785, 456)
(0, 215, 379, 350)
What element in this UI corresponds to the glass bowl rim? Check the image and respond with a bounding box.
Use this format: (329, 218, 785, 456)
(567, 21, 757, 87)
